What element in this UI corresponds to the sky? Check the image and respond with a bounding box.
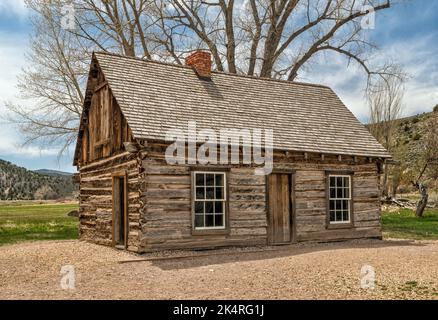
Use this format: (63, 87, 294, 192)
(0, 0, 437, 173)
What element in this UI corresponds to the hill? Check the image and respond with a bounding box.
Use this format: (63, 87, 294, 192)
(34, 169, 73, 177)
(392, 111, 429, 149)
(392, 111, 435, 167)
(375, 109, 438, 197)
(0, 160, 77, 200)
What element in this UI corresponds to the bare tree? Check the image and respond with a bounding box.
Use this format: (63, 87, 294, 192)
(368, 70, 406, 198)
(5, 0, 156, 154)
(159, 0, 395, 81)
(5, 0, 88, 154)
(6, 0, 398, 154)
(73, 0, 155, 58)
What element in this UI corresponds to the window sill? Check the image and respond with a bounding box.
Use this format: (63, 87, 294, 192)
(326, 222, 354, 230)
(191, 228, 230, 236)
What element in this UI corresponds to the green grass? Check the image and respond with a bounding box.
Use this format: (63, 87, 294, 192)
(382, 208, 438, 240)
(0, 202, 79, 245)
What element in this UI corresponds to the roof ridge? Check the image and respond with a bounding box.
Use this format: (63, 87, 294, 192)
(93, 51, 332, 90)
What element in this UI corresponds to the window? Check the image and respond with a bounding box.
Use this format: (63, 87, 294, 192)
(329, 175, 351, 224)
(193, 172, 226, 229)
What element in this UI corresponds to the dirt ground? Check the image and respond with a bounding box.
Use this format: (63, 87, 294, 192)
(0, 239, 437, 300)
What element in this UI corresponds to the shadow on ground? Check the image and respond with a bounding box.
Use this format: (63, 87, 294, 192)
(132, 239, 426, 271)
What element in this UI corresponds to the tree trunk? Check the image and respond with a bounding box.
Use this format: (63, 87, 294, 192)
(392, 183, 398, 199)
(415, 182, 428, 218)
(382, 164, 390, 199)
(392, 169, 401, 199)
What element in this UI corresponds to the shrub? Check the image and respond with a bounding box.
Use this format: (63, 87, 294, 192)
(413, 133, 422, 140)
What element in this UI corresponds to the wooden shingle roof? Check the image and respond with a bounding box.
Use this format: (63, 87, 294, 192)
(82, 52, 391, 159)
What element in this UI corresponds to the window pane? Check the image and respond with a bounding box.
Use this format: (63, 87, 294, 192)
(342, 200, 348, 211)
(195, 215, 204, 228)
(330, 188, 336, 199)
(337, 187, 343, 198)
(196, 173, 205, 186)
(344, 186, 350, 198)
(215, 201, 224, 214)
(205, 201, 214, 214)
(205, 201, 214, 213)
(215, 214, 224, 227)
(196, 187, 205, 200)
(337, 177, 343, 188)
(330, 177, 336, 187)
(216, 187, 224, 200)
(330, 211, 335, 222)
(215, 174, 224, 187)
(343, 211, 349, 221)
(206, 174, 215, 186)
(205, 215, 214, 227)
(329, 200, 335, 211)
(336, 211, 342, 221)
(206, 187, 215, 199)
(195, 201, 204, 214)
(343, 177, 349, 188)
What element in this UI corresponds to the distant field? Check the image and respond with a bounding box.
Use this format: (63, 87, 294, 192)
(382, 208, 438, 240)
(0, 202, 79, 245)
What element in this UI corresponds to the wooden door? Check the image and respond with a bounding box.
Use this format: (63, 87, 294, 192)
(112, 174, 128, 248)
(268, 173, 292, 244)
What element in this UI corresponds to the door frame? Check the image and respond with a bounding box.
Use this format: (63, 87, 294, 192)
(112, 170, 128, 248)
(266, 169, 296, 245)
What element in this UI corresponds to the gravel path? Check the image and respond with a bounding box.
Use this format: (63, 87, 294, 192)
(0, 239, 437, 300)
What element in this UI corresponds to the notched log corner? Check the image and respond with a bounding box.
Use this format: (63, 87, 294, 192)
(124, 141, 140, 153)
(72, 173, 80, 184)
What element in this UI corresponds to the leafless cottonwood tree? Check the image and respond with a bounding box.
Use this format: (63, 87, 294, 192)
(368, 71, 406, 198)
(7, 0, 399, 154)
(5, 1, 88, 154)
(6, 0, 155, 153)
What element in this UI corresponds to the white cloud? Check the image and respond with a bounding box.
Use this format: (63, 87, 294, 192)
(0, 0, 28, 18)
(0, 29, 73, 168)
(383, 33, 438, 116)
(0, 33, 27, 102)
(0, 30, 42, 159)
(0, 133, 59, 157)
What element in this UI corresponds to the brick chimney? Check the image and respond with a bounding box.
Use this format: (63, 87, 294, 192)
(186, 50, 212, 79)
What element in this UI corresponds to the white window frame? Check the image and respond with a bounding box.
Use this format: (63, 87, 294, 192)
(193, 171, 227, 230)
(328, 175, 352, 224)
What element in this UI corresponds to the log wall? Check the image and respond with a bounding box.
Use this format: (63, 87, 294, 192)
(77, 63, 140, 251)
(78, 152, 142, 251)
(274, 153, 382, 242)
(137, 142, 382, 252)
(139, 159, 267, 252)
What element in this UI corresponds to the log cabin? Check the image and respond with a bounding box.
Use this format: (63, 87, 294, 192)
(73, 51, 391, 252)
